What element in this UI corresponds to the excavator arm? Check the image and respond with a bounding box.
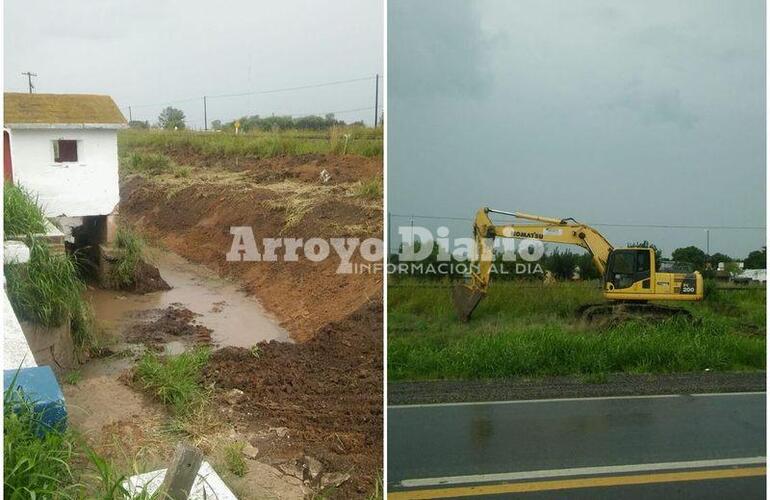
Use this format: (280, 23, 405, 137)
(453, 208, 614, 321)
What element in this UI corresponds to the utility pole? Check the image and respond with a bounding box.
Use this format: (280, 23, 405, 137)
(128, 106, 133, 122)
(706, 229, 710, 256)
(203, 96, 208, 131)
(373, 74, 379, 128)
(21, 72, 37, 94)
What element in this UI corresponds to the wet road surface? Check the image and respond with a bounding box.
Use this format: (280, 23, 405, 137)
(388, 392, 765, 499)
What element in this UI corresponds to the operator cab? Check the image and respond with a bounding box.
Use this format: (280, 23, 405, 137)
(605, 248, 653, 291)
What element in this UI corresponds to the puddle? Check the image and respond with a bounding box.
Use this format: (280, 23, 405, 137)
(86, 247, 291, 348)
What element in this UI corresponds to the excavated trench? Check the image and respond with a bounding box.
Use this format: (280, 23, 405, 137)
(86, 247, 290, 349)
(63, 152, 383, 498)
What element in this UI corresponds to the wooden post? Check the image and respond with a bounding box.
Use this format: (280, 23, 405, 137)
(159, 443, 204, 500)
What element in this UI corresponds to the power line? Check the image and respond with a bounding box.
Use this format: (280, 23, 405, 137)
(207, 76, 375, 99)
(388, 213, 766, 230)
(122, 76, 375, 110)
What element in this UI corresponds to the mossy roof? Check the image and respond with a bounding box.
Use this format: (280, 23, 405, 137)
(4, 93, 126, 125)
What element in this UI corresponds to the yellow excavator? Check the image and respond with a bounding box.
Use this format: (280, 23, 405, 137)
(453, 208, 703, 322)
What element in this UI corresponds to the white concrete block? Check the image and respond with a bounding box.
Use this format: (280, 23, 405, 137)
(123, 461, 237, 499)
(3, 289, 37, 370)
(4, 241, 30, 264)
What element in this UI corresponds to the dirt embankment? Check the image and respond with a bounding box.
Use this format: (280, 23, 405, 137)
(118, 152, 383, 497)
(205, 299, 382, 497)
(120, 153, 382, 342)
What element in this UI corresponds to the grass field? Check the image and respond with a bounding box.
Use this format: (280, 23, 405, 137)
(388, 278, 766, 380)
(118, 126, 382, 159)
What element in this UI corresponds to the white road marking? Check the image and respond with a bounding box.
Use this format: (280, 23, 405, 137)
(400, 456, 767, 488)
(388, 391, 766, 409)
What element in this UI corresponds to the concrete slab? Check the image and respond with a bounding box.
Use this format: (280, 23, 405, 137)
(123, 461, 237, 499)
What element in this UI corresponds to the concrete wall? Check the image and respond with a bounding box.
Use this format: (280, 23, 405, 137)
(3, 288, 37, 371)
(7, 128, 119, 217)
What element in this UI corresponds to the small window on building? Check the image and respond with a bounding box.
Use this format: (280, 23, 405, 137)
(53, 140, 78, 163)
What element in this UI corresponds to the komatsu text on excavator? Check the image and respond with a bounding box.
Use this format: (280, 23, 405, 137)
(453, 208, 703, 322)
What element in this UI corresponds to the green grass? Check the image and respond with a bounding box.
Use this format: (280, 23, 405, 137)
(4, 182, 47, 237)
(4, 394, 78, 497)
(222, 441, 246, 477)
(353, 178, 383, 200)
(118, 127, 383, 160)
(388, 278, 766, 380)
(134, 348, 211, 416)
(5, 239, 95, 349)
(4, 382, 153, 499)
(109, 227, 144, 288)
(64, 370, 82, 386)
(122, 152, 173, 175)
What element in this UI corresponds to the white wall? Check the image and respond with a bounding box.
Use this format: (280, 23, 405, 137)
(8, 128, 120, 217)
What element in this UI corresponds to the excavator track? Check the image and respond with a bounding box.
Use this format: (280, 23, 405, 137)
(575, 302, 693, 326)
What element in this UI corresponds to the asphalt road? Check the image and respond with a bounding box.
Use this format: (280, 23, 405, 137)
(388, 392, 766, 499)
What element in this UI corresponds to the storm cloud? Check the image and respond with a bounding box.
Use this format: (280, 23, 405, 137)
(388, 0, 765, 258)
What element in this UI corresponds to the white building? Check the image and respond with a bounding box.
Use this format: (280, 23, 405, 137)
(4, 92, 126, 218)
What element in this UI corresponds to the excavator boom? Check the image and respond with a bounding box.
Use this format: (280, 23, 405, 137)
(453, 207, 703, 321)
(453, 208, 614, 321)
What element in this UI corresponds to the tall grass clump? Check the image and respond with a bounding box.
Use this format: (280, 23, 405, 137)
(4, 381, 77, 497)
(109, 227, 144, 288)
(353, 178, 383, 200)
(123, 152, 172, 175)
(5, 240, 94, 349)
(135, 348, 211, 416)
(4, 382, 156, 498)
(4, 182, 47, 237)
(222, 441, 246, 477)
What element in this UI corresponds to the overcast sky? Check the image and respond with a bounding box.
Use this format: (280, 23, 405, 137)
(5, 0, 383, 128)
(388, 0, 765, 259)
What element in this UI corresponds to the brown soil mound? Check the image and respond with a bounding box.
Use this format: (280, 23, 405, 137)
(129, 260, 172, 294)
(127, 305, 212, 347)
(204, 299, 382, 498)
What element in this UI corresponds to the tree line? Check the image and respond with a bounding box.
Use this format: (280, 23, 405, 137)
(128, 107, 365, 131)
(389, 241, 767, 280)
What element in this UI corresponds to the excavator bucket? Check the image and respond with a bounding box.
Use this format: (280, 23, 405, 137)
(452, 284, 485, 322)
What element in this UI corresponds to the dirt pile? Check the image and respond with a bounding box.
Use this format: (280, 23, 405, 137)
(126, 305, 212, 347)
(204, 299, 382, 497)
(129, 260, 172, 294)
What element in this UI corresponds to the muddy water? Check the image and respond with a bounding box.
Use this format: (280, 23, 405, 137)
(86, 247, 290, 347)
